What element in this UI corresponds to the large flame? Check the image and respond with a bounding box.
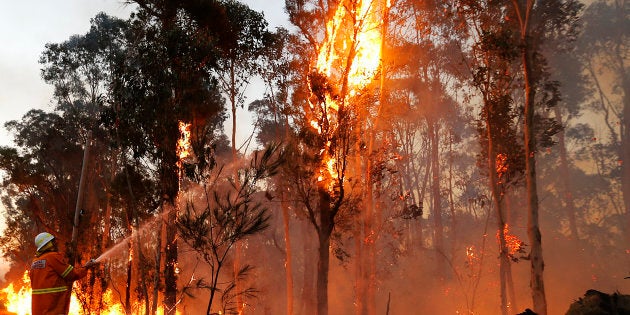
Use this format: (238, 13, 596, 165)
(316, 0, 384, 90)
(0, 271, 129, 315)
(1, 271, 31, 315)
(311, 0, 387, 188)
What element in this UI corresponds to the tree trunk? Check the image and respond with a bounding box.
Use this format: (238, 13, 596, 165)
(504, 193, 519, 312)
(317, 188, 332, 315)
(354, 226, 364, 315)
(553, 106, 579, 242)
(429, 121, 445, 277)
(227, 60, 245, 315)
(281, 191, 295, 315)
(70, 131, 91, 265)
(621, 60, 630, 244)
(491, 164, 510, 315)
(523, 36, 548, 315)
(162, 120, 179, 315)
(354, 140, 366, 315)
(122, 154, 151, 314)
(301, 219, 317, 315)
(361, 104, 376, 315)
(164, 204, 178, 315)
(484, 101, 509, 315)
(152, 204, 164, 315)
(101, 176, 113, 258)
(511, 1, 548, 312)
(448, 132, 458, 263)
(126, 244, 133, 315)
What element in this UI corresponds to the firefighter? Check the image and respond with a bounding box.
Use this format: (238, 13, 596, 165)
(29, 232, 99, 315)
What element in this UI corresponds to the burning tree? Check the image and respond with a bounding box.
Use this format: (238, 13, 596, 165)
(459, 5, 526, 313)
(285, 0, 392, 314)
(108, 1, 248, 313)
(454, 1, 581, 314)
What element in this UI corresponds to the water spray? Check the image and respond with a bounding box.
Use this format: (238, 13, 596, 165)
(93, 206, 174, 263)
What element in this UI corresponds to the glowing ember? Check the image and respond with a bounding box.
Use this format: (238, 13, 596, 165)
(498, 224, 525, 256)
(177, 121, 192, 164)
(466, 245, 476, 263)
(496, 153, 508, 179)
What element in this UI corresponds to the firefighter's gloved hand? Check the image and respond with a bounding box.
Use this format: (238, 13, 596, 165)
(83, 259, 100, 269)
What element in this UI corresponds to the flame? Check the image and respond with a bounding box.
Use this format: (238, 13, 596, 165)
(498, 224, 524, 256)
(466, 245, 476, 261)
(311, 0, 386, 188)
(177, 121, 192, 164)
(496, 153, 508, 179)
(1, 271, 31, 315)
(316, 0, 384, 89)
(0, 271, 163, 315)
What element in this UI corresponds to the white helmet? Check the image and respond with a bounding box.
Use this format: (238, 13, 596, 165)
(35, 232, 55, 251)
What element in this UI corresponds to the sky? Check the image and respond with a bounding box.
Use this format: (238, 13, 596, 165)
(0, 0, 288, 281)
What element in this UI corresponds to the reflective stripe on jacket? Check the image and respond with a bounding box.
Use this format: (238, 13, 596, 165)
(29, 251, 88, 315)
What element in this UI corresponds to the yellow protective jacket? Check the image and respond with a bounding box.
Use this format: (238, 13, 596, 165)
(29, 251, 88, 315)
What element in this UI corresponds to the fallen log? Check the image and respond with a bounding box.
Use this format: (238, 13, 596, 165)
(566, 289, 630, 314)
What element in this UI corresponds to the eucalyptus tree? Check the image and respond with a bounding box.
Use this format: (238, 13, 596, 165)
(577, 0, 630, 243)
(284, 1, 369, 314)
(109, 3, 227, 313)
(0, 12, 129, 313)
(507, 1, 582, 314)
(445, 1, 580, 314)
(445, 2, 523, 313)
(545, 48, 588, 243)
(387, 0, 475, 282)
(209, 0, 270, 157)
(208, 3, 270, 312)
(249, 27, 300, 315)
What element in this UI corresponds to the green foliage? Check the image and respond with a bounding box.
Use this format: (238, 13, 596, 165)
(176, 144, 283, 314)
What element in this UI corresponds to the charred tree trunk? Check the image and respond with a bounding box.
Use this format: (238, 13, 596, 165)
(121, 156, 151, 314)
(490, 158, 510, 315)
(126, 246, 133, 315)
(317, 187, 333, 315)
(162, 145, 179, 315)
(356, 109, 378, 315)
(301, 219, 317, 315)
(281, 190, 295, 315)
(101, 164, 113, 258)
(164, 202, 179, 315)
(484, 98, 510, 315)
(622, 59, 630, 245)
(504, 194, 519, 312)
(152, 204, 164, 315)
